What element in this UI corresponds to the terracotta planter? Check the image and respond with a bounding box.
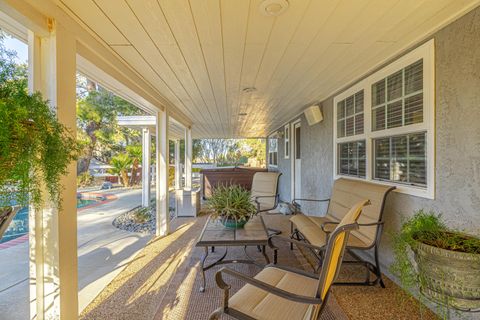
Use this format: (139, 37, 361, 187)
(413, 241, 480, 311)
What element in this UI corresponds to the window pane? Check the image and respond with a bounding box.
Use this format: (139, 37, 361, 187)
(355, 113, 364, 135)
(404, 93, 423, 125)
(374, 133, 427, 187)
(405, 59, 423, 94)
(387, 100, 403, 128)
(358, 141, 366, 178)
(372, 106, 386, 131)
(355, 90, 364, 112)
(391, 135, 408, 183)
(372, 80, 385, 106)
(346, 117, 354, 136)
(387, 70, 402, 101)
(295, 126, 301, 159)
(346, 96, 354, 116)
(337, 120, 345, 138)
(337, 100, 345, 119)
(374, 138, 390, 180)
(338, 141, 365, 178)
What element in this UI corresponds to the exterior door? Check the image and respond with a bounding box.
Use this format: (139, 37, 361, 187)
(293, 122, 301, 199)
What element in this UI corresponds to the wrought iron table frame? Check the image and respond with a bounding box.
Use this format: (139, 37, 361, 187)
(196, 215, 272, 292)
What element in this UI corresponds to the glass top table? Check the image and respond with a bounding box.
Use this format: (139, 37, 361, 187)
(196, 215, 271, 292)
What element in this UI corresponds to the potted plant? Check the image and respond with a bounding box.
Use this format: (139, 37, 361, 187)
(0, 40, 79, 213)
(207, 184, 256, 229)
(391, 210, 480, 313)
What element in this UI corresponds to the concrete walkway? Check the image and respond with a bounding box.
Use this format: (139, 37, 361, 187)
(0, 188, 151, 320)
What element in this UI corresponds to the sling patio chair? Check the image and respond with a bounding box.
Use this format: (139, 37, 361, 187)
(251, 171, 282, 236)
(208, 199, 370, 320)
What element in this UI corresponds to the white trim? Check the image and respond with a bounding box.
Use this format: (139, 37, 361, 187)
(290, 119, 301, 200)
(333, 39, 435, 199)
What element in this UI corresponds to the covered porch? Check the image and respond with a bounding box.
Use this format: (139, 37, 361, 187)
(1, 0, 479, 319)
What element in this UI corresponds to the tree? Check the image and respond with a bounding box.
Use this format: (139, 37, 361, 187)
(126, 144, 142, 185)
(109, 154, 132, 187)
(76, 78, 143, 174)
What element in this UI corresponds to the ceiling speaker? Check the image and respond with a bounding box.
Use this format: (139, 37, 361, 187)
(304, 105, 323, 126)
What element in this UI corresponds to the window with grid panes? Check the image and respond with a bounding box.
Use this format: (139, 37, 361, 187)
(268, 137, 278, 167)
(337, 90, 364, 138)
(333, 40, 434, 198)
(372, 60, 423, 131)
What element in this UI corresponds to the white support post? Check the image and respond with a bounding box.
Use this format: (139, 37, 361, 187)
(28, 22, 78, 320)
(142, 128, 151, 207)
(156, 110, 170, 237)
(185, 127, 192, 191)
(174, 140, 181, 190)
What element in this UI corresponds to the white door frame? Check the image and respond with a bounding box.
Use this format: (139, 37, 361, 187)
(290, 119, 301, 200)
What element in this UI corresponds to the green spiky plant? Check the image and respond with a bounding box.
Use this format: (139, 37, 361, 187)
(0, 33, 80, 211)
(207, 185, 256, 226)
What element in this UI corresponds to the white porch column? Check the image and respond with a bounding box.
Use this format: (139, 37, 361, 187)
(174, 140, 181, 190)
(28, 22, 78, 320)
(155, 110, 170, 237)
(142, 128, 151, 207)
(184, 127, 192, 190)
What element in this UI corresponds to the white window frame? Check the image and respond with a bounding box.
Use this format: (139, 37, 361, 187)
(333, 39, 435, 199)
(284, 124, 290, 159)
(268, 135, 278, 168)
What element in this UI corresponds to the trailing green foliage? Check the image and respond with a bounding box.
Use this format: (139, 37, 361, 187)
(207, 185, 256, 222)
(0, 34, 80, 210)
(391, 209, 480, 295)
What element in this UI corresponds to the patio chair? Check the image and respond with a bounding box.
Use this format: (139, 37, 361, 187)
(251, 171, 282, 236)
(0, 206, 19, 241)
(287, 178, 395, 287)
(208, 199, 370, 320)
(251, 172, 282, 213)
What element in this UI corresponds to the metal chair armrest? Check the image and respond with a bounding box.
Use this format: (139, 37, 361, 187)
(320, 221, 339, 234)
(357, 221, 384, 227)
(291, 198, 330, 215)
(216, 267, 323, 305)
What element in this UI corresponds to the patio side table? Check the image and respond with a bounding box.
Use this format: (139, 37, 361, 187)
(195, 215, 271, 292)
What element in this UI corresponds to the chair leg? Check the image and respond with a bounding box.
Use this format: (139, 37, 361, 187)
(208, 307, 224, 320)
(374, 246, 386, 288)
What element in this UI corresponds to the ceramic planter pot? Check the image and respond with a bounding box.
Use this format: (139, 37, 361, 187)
(221, 217, 249, 229)
(413, 241, 480, 311)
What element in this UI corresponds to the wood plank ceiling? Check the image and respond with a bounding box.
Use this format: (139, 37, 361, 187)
(58, 0, 479, 138)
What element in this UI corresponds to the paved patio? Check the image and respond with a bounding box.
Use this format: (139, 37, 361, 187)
(0, 188, 151, 320)
(79, 214, 439, 320)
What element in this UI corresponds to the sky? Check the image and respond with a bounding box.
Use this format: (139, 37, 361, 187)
(4, 34, 28, 64)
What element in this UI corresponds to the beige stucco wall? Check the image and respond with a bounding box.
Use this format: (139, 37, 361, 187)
(274, 4, 480, 284)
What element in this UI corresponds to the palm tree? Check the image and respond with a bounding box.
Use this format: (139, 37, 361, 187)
(109, 154, 132, 187)
(126, 144, 142, 185)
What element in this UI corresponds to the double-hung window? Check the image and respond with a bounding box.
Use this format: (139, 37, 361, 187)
(284, 124, 290, 159)
(268, 136, 278, 167)
(333, 39, 435, 198)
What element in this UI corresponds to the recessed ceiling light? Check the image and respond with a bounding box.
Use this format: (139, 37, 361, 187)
(259, 0, 289, 17)
(242, 87, 257, 93)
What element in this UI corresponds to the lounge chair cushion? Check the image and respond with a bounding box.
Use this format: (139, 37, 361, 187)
(291, 214, 369, 249)
(229, 267, 319, 320)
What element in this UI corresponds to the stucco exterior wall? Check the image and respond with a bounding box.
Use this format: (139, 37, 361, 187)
(273, 5, 480, 279)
